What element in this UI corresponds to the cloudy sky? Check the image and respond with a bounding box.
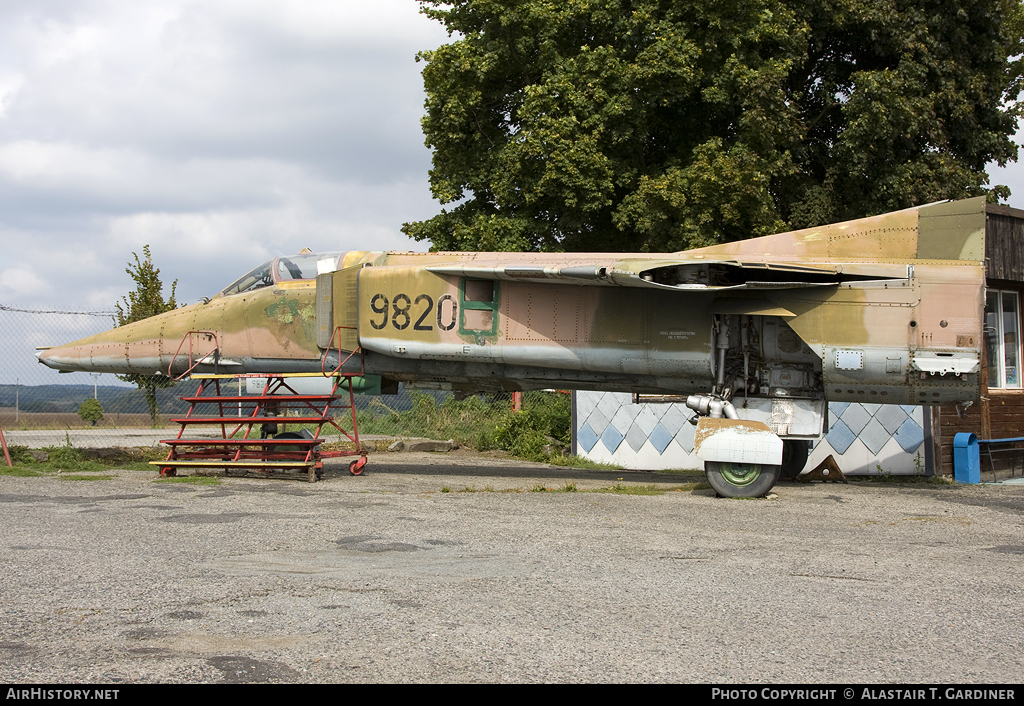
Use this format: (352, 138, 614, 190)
(0, 1, 449, 313)
(1, 0, 1021, 387)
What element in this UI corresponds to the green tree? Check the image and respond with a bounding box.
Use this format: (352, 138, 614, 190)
(77, 398, 104, 426)
(405, 0, 1022, 253)
(114, 246, 178, 427)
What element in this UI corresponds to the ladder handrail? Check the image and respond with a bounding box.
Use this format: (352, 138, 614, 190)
(321, 326, 364, 377)
(168, 330, 220, 380)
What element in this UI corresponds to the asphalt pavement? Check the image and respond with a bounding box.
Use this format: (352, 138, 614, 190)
(1, 450, 1021, 683)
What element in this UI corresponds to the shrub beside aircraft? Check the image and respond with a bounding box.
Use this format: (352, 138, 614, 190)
(38, 198, 986, 497)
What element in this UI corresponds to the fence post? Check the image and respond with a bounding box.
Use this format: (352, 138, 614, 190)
(0, 427, 12, 467)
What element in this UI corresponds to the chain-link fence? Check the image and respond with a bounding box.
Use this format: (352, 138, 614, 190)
(0, 308, 571, 455)
(1, 307, 171, 448)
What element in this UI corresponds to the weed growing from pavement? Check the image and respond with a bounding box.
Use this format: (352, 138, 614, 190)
(544, 454, 621, 471)
(857, 474, 956, 485)
(439, 481, 703, 494)
(0, 466, 47, 477)
(4, 443, 165, 475)
(586, 483, 666, 496)
(656, 469, 706, 478)
(153, 476, 222, 486)
(447, 485, 501, 493)
(873, 464, 897, 482)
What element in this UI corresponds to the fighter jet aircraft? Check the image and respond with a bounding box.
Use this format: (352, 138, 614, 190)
(39, 197, 986, 496)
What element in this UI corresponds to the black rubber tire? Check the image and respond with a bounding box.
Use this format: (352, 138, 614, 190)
(349, 459, 366, 476)
(705, 461, 782, 498)
(268, 431, 303, 454)
(779, 439, 811, 479)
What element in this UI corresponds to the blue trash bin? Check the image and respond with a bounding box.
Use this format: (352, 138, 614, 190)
(953, 432, 980, 484)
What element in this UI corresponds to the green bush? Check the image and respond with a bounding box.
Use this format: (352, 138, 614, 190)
(77, 398, 105, 426)
(494, 409, 548, 459)
(493, 392, 572, 461)
(348, 390, 572, 460)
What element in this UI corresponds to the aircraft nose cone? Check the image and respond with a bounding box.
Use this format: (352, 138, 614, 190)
(37, 343, 84, 371)
(37, 340, 116, 373)
(35, 329, 162, 376)
(34, 303, 209, 376)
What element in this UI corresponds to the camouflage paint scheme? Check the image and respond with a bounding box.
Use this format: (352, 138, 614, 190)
(39, 197, 986, 449)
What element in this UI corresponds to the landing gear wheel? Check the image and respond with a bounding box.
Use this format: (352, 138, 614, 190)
(705, 461, 781, 498)
(779, 439, 811, 480)
(348, 457, 366, 476)
(268, 431, 309, 454)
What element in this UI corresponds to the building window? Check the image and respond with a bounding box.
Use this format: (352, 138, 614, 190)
(985, 290, 1021, 389)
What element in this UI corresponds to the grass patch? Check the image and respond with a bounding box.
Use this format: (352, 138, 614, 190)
(1, 443, 200, 478)
(528, 482, 580, 492)
(857, 472, 956, 485)
(544, 454, 622, 471)
(59, 474, 115, 481)
(585, 483, 667, 496)
(153, 476, 222, 486)
(36, 457, 108, 473)
(452, 484, 498, 493)
(120, 461, 163, 472)
(440, 481, 685, 494)
(321, 440, 359, 454)
(6, 442, 165, 474)
(0, 466, 48, 477)
(656, 468, 706, 478)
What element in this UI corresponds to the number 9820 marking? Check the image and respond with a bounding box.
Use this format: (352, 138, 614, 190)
(369, 293, 457, 332)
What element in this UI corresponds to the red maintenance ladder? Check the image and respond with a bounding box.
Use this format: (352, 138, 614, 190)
(151, 373, 368, 481)
(152, 329, 369, 481)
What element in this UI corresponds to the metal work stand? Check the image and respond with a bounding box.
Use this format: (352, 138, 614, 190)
(150, 374, 367, 482)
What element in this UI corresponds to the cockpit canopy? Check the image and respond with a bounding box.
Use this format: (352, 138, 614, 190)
(220, 251, 347, 297)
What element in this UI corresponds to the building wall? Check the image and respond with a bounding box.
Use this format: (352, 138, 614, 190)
(574, 391, 927, 475)
(937, 391, 1024, 476)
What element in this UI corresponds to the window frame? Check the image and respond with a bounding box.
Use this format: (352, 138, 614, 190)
(459, 278, 500, 336)
(985, 288, 1022, 389)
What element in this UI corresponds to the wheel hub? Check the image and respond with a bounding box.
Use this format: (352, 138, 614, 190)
(719, 462, 762, 487)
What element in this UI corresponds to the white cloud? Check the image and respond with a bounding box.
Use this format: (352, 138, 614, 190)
(0, 0, 452, 379)
(0, 72, 25, 118)
(0, 267, 48, 298)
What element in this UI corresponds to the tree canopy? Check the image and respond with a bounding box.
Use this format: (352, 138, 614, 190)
(404, 0, 1023, 253)
(115, 245, 178, 426)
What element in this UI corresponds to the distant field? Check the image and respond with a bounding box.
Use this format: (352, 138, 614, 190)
(0, 408, 176, 430)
